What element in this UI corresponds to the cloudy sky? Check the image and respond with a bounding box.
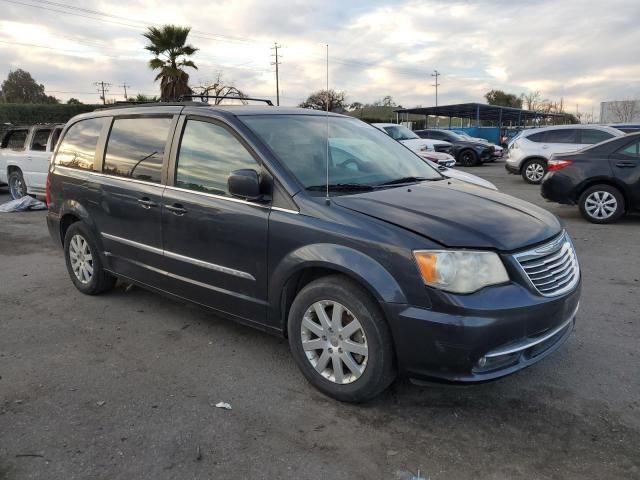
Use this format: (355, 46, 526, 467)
(1, 0, 638, 117)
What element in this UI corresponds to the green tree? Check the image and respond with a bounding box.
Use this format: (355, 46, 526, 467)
(484, 89, 522, 108)
(143, 25, 198, 102)
(0, 69, 58, 104)
(67, 97, 82, 105)
(299, 89, 346, 112)
(132, 93, 159, 102)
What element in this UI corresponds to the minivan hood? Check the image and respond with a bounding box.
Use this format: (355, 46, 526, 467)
(333, 180, 561, 251)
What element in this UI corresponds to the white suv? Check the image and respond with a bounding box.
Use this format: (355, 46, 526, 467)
(505, 125, 624, 183)
(0, 124, 63, 199)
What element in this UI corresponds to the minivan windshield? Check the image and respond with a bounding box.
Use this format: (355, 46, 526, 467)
(382, 125, 420, 141)
(242, 115, 442, 191)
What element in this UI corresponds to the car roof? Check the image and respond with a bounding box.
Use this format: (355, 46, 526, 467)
(521, 124, 623, 136)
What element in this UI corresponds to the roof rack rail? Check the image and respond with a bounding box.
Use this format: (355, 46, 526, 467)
(179, 95, 274, 106)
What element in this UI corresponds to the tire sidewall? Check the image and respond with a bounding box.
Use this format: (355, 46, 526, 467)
(63, 222, 105, 294)
(522, 159, 546, 184)
(579, 185, 624, 224)
(459, 149, 477, 167)
(287, 276, 394, 402)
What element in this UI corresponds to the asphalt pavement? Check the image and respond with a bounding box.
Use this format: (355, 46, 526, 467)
(0, 162, 638, 479)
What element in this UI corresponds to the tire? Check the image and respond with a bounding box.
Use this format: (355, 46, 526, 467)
(287, 275, 396, 402)
(8, 170, 27, 200)
(63, 222, 116, 295)
(578, 184, 625, 224)
(458, 149, 478, 167)
(522, 159, 546, 184)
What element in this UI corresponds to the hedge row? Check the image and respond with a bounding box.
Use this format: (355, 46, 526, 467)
(0, 103, 103, 125)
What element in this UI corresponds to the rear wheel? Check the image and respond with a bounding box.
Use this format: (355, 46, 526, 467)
(579, 184, 624, 224)
(287, 275, 395, 402)
(458, 149, 478, 167)
(8, 170, 27, 199)
(522, 159, 546, 184)
(64, 222, 116, 294)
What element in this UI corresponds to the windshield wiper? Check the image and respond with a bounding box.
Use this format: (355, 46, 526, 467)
(377, 176, 431, 186)
(306, 183, 374, 192)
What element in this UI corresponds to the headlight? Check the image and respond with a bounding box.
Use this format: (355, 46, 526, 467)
(413, 250, 509, 294)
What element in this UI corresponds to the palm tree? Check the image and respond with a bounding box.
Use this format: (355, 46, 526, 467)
(143, 25, 198, 102)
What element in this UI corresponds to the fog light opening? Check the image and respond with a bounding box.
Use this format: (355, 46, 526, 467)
(477, 356, 487, 368)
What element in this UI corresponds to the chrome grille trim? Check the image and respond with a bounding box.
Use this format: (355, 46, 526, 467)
(513, 232, 580, 297)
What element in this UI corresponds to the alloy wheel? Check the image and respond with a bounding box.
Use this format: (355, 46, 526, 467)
(9, 174, 27, 199)
(584, 191, 617, 220)
(300, 300, 368, 384)
(525, 162, 545, 182)
(69, 234, 94, 284)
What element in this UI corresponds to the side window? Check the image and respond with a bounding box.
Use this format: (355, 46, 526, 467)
(1, 129, 28, 150)
(50, 128, 62, 151)
(175, 119, 259, 196)
(580, 129, 613, 145)
(527, 132, 547, 143)
(103, 117, 172, 183)
(31, 129, 52, 151)
(544, 129, 577, 144)
(55, 118, 107, 170)
(619, 141, 640, 157)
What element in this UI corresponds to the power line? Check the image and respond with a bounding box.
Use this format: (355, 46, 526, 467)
(431, 69, 440, 107)
(271, 42, 282, 106)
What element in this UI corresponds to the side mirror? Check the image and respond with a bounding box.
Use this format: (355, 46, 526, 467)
(228, 169, 262, 201)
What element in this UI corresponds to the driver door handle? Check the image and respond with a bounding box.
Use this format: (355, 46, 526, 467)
(138, 197, 158, 209)
(165, 203, 187, 215)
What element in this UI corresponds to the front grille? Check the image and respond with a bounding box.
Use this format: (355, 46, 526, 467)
(435, 145, 452, 154)
(513, 232, 580, 297)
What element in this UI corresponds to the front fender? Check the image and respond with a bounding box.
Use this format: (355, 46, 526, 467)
(268, 243, 407, 330)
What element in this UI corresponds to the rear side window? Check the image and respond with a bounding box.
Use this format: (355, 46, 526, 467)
(543, 129, 577, 144)
(55, 118, 106, 170)
(175, 119, 259, 196)
(103, 117, 172, 183)
(526, 131, 546, 142)
(50, 128, 62, 151)
(31, 129, 52, 152)
(620, 141, 640, 157)
(580, 129, 613, 145)
(1, 129, 28, 149)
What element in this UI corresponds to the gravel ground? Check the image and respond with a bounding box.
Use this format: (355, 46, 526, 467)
(0, 162, 638, 480)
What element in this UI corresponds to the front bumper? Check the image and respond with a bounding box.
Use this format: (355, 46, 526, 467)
(382, 280, 580, 382)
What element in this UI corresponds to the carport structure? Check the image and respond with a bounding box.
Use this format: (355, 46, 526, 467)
(395, 102, 568, 143)
(396, 102, 568, 127)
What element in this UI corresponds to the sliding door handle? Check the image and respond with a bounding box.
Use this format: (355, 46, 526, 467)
(615, 161, 636, 168)
(165, 203, 187, 215)
(138, 197, 158, 209)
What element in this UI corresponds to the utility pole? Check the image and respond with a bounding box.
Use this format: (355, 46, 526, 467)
(94, 81, 111, 105)
(120, 83, 130, 101)
(431, 69, 440, 106)
(271, 42, 282, 106)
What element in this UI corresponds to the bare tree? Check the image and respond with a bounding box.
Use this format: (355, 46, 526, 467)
(521, 91, 548, 111)
(608, 99, 639, 123)
(192, 73, 247, 104)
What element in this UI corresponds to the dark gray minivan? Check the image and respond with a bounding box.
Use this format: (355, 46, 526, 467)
(46, 102, 581, 402)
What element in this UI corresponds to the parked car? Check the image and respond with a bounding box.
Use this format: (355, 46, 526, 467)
(0, 124, 64, 199)
(541, 132, 640, 223)
(505, 125, 624, 184)
(414, 129, 495, 166)
(47, 103, 580, 402)
(372, 123, 454, 156)
(606, 124, 640, 133)
(452, 130, 504, 160)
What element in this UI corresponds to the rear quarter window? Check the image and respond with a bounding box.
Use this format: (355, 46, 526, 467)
(543, 129, 577, 144)
(1, 129, 29, 149)
(526, 131, 547, 143)
(55, 118, 107, 170)
(579, 129, 613, 145)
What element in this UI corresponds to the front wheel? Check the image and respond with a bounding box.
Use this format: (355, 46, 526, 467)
(458, 149, 478, 167)
(579, 185, 624, 224)
(522, 159, 546, 184)
(8, 170, 27, 199)
(287, 275, 396, 402)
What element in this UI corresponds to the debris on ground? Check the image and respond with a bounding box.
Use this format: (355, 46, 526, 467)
(215, 402, 232, 410)
(96, 401, 106, 407)
(196, 445, 202, 461)
(0, 196, 47, 212)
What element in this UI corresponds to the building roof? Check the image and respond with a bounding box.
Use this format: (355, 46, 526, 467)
(395, 102, 566, 123)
